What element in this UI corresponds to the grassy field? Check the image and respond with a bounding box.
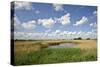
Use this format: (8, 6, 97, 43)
(14, 40, 97, 65)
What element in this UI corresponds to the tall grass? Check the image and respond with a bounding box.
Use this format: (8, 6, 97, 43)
(14, 48, 97, 65)
(14, 40, 97, 65)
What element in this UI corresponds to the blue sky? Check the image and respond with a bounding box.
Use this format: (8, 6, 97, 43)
(13, 1, 97, 39)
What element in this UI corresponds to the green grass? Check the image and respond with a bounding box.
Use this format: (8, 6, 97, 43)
(14, 48, 97, 65)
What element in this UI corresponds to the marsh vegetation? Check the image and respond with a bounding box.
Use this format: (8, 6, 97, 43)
(14, 40, 97, 65)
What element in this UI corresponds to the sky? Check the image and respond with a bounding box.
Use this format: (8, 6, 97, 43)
(12, 1, 97, 40)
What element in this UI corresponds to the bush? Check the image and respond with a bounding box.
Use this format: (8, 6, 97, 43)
(74, 37, 82, 40)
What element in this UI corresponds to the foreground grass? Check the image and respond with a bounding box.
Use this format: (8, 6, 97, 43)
(14, 48, 97, 65)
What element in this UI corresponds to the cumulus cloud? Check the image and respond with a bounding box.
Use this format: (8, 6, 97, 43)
(60, 31, 68, 35)
(90, 22, 97, 28)
(14, 32, 25, 39)
(93, 10, 97, 16)
(90, 23, 93, 27)
(90, 22, 97, 32)
(13, 15, 36, 30)
(14, 1, 32, 10)
(14, 32, 44, 40)
(14, 13, 71, 30)
(74, 16, 88, 26)
(38, 18, 55, 28)
(22, 20, 36, 30)
(14, 30, 97, 40)
(54, 30, 61, 34)
(45, 29, 51, 33)
(35, 10, 40, 14)
(53, 4, 64, 11)
(56, 13, 71, 25)
(13, 16, 22, 30)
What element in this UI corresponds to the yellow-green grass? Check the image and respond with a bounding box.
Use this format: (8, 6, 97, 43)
(14, 40, 97, 65)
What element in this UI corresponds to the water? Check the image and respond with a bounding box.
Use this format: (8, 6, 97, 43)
(48, 43, 76, 48)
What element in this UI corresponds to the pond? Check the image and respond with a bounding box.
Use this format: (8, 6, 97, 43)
(48, 43, 77, 48)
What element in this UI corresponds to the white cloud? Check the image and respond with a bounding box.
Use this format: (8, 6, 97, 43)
(83, 31, 97, 39)
(13, 15, 36, 30)
(57, 13, 71, 25)
(53, 4, 64, 11)
(38, 18, 55, 28)
(54, 30, 61, 34)
(90, 22, 97, 28)
(77, 31, 83, 35)
(14, 1, 32, 10)
(90, 22, 97, 32)
(14, 13, 71, 30)
(45, 29, 51, 33)
(90, 23, 93, 27)
(14, 32, 26, 39)
(14, 30, 97, 40)
(13, 16, 22, 30)
(71, 31, 97, 39)
(60, 31, 68, 35)
(72, 32, 76, 34)
(14, 32, 43, 40)
(67, 32, 72, 35)
(35, 10, 40, 14)
(22, 20, 36, 30)
(14, 13, 70, 30)
(74, 16, 88, 26)
(93, 10, 97, 15)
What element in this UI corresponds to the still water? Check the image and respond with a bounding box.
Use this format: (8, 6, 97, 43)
(48, 43, 77, 48)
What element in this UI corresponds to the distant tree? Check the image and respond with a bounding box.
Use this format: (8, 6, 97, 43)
(73, 37, 82, 40)
(87, 38, 90, 40)
(77, 37, 82, 40)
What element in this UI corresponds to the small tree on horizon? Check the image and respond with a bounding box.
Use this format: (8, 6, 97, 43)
(74, 37, 82, 40)
(87, 38, 90, 40)
(77, 37, 82, 40)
